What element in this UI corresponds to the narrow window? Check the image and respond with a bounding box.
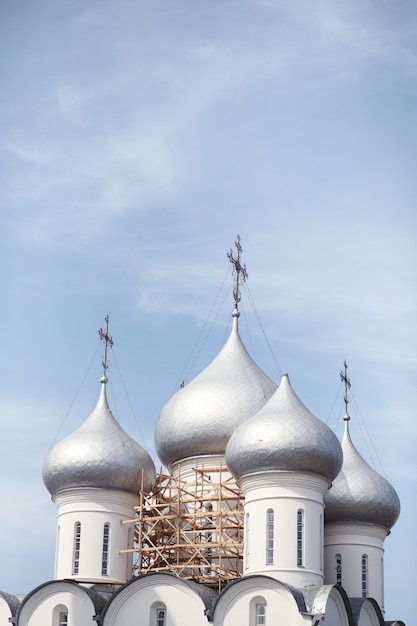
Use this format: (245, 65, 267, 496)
(55, 525, 60, 578)
(102, 523, 110, 575)
(53, 604, 68, 626)
(381, 557, 384, 607)
(156, 607, 166, 626)
(59, 613, 68, 626)
(255, 603, 266, 626)
(266, 509, 274, 565)
(319, 514, 323, 571)
(72, 522, 81, 575)
(361, 554, 368, 597)
(297, 510, 304, 567)
(151, 602, 167, 626)
(335, 553, 342, 585)
(245, 512, 250, 569)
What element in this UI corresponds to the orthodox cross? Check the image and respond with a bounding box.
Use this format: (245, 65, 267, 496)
(227, 234, 248, 308)
(340, 360, 351, 414)
(98, 314, 114, 377)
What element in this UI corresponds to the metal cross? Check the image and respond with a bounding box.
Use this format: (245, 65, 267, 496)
(340, 360, 351, 414)
(98, 314, 114, 376)
(227, 234, 248, 308)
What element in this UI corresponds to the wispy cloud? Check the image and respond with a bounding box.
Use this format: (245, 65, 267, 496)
(2, 0, 416, 253)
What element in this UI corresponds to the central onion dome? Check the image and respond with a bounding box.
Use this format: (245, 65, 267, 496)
(225, 373, 343, 483)
(324, 414, 400, 531)
(43, 376, 156, 496)
(154, 309, 277, 468)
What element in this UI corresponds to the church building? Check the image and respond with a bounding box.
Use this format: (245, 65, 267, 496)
(0, 238, 406, 626)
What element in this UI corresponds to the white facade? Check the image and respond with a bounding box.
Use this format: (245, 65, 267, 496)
(324, 523, 388, 610)
(14, 581, 103, 626)
(102, 573, 213, 626)
(53, 488, 137, 584)
(240, 472, 329, 588)
(212, 576, 312, 626)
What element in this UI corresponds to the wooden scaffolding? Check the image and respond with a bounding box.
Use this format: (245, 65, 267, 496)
(123, 466, 244, 592)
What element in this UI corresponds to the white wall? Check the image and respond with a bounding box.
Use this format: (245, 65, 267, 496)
(16, 582, 97, 626)
(0, 596, 14, 626)
(53, 488, 138, 584)
(213, 576, 311, 626)
(102, 574, 210, 626)
(240, 472, 329, 587)
(324, 523, 387, 610)
(356, 599, 384, 626)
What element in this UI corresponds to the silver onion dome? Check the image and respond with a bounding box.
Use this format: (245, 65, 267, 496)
(324, 414, 400, 530)
(225, 372, 343, 483)
(43, 378, 156, 496)
(154, 310, 277, 468)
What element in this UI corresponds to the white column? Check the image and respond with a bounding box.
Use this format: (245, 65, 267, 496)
(240, 472, 329, 588)
(53, 488, 138, 584)
(324, 523, 388, 610)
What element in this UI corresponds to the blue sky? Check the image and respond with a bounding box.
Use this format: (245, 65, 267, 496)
(0, 0, 416, 622)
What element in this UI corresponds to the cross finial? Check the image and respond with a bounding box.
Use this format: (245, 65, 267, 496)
(98, 314, 114, 380)
(340, 360, 351, 420)
(227, 234, 248, 310)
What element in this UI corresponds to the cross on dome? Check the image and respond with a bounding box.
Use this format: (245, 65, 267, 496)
(98, 314, 114, 381)
(340, 360, 351, 422)
(227, 234, 248, 311)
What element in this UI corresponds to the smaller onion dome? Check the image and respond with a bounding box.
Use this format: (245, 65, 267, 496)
(225, 373, 343, 483)
(154, 310, 277, 468)
(324, 414, 400, 530)
(43, 377, 156, 496)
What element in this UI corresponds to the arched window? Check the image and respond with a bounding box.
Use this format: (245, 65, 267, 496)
(72, 522, 81, 575)
(335, 553, 342, 585)
(266, 508, 274, 565)
(361, 554, 368, 597)
(150, 602, 166, 626)
(156, 608, 166, 626)
(297, 509, 304, 567)
(255, 603, 266, 625)
(250, 596, 267, 626)
(102, 523, 110, 575)
(53, 604, 68, 626)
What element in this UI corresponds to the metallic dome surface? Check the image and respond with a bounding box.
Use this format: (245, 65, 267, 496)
(43, 381, 156, 496)
(154, 313, 277, 468)
(324, 416, 400, 530)
(225, 373, 343, 483)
